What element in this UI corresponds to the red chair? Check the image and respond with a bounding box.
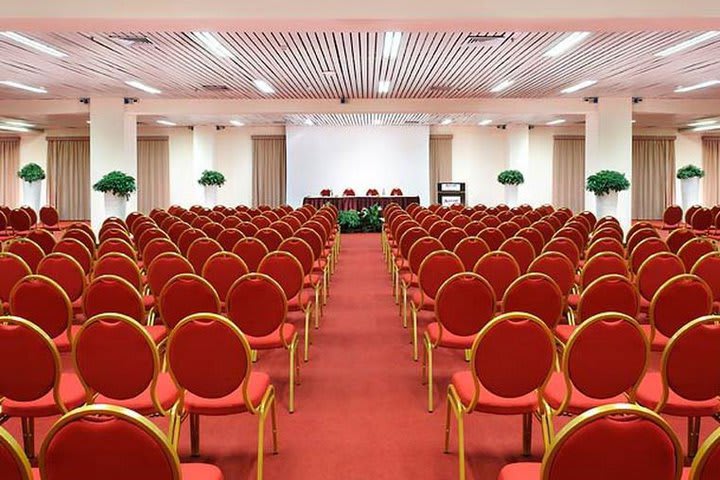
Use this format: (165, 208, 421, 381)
(428, 220, 452, 238)
(543, 237, 580, 269)
(26, 229, 56, 255)
(216, 228, 245, 251)
(462, 220, 485, 236)
(445, 312, 556, 479)
(186, 237, 223, 274)
(501, 273, 565, 330)
(201, 251, 248, 309)
(532, 219, 555, 243)
(143, 237, 179, 267)
(528, 251, 575, 298)
(450, 215, 471, 229)
(629, 237, 670, 274)
(93, 252, 143, 292)
(453, 237, 490, 271)
(37, 253, 86, 314)
(177, 228, 207, 257)
(39, 205, 60, 231)
(279, 237, 323, 329)
(473, 251, 521, 304)
(663, 204, 683, 230)
(497, 404, 683, 480)
(0, 424, 32, 479)
(6, 238, 44, 273)
(227, 273, 299, 411)
(201, 222, 224, 240)
(232, 237, 270, 272)
(255, 228, 283, 252)
(438, 227, 466, 252)
(636, 252, 686, 312)
(269, 221, 294, 239)
(409, 251, 464, 361)
(642, 274, 712, 351)
(516, 227, 545, 257)
(53, 238, 93, 275)
(0, 252, 31, 312)
(40, 404, 223, 480)
(477, 227, 506, 251)
(498, 221, 520, 239)
(0, 317, 85, 458)
(295, 227, 331, 299)
(221, 215, 242, 229)
(627, 227, 660, 255)
(238, 221, 260, 237)
(167, 221, 191, 244)
(667, 228, 696, 254)
(585, 236, 625, 259)
(637, 315, 720, 457)
(554, 227, 586, 256)
(157, 273, 221, 335)
(691, 252, 720, 312)
(8, 209, 31, 233)
(678, 237, 716, 271)
(422, 273, 495, 411)
(62, 228, 96, 258)
(393, 227, 430, 302)
(590, 226, 624, 243)
(499, 237, 536, 273)
(687, 426, 720, 479)
(190, 216, 212, 230)
(145, 252, 195, 300)
(97, 238, 136, 261)
(399, 237, 444, 328)
(577, 251, 629, 291)
(691, 207, 713, 232)
(251, 215, 272, 229)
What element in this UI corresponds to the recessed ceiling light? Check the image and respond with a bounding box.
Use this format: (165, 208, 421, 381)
(383, 32, 402, 59)
(4, 119, 34, 128)
(86, 120, 91, 124)
(674, 80, 720, 93)
(561, 80, 597, 94)
(191, 32, 233, 58)
(693, 124, 720, 132)
(0, 32, 67, 58)
(253, 79, 275, 94)
(372, 118, 382, 125)
(688, 119, 718, 127)
(544, 32, 591, 57)
(546, 119, 566, 125)
(156, 120, 176, 126)
(0, 80, 47, 94)
(0, 124, 30, 132)
(125, 80, 161, 94)
(656, 31, 720, 57)
(304, 118, 314, 126)
(440, 118, 453, 125)
(478, 119, 492, 126)
(230, 120, 245, 127)
(378, 80, 391, 94)
(490, 80, 514, 93)
(321, 70, 336, 77)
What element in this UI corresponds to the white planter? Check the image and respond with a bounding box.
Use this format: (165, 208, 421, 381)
(22, 180, 42, 213)
(504, 184, 519, 207)
(595, 191, 619, 219)
(204, 185, 218, 207)
(680, 177, 700, 212)
(104, 192, 127, 220)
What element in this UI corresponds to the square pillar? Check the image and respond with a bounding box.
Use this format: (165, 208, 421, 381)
(192, 126, 217, 206)
(506, 124, 530, 205)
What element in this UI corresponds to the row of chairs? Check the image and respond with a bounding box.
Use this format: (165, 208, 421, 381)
(0, 205, 60, 236)
(662, 204, 720, 233)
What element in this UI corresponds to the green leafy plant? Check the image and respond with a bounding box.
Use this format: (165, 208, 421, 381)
(677, 164, 705, 180)
(198, 170, 226, 187)
(497, 169, 525, 186)
(92, 171, 137, 200)
(360, 204, 382, 232)
(338, 210, 362, 232)
(17, 163, 45, 183)
(586, 170, 630, 196)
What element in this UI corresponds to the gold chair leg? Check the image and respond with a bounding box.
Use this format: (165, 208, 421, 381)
(444, 393, 453, 453)
(427, 342, 434, 412)
(314, 286, 321, 329)
(401, 284, 408, 328)
(21, 417, 35, 459)
(457, 408, 466, 480)
(411, 307, 419, 361)
(270, 394, 279, 454)
(688, 416, 701, 458)
(303, 307, 311, 362)
(289, 342, 296, 413)
(190, 413, 200, 457)
(256, 408, 266, 480)
(522, 412, 532, 457)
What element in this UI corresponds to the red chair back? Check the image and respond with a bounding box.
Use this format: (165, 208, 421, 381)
(258, 251, 305, 302)
(83, 275, 145, 324)
(627, 228, 660, 255)
(501, 273, 564, 329)
(528, 251, 575, 297)
(177, 228, 207, 256)
(0, 253, 31, 304)
(142, 238, 178, 265)
(434, 273, 495, 338)
(398, 227, 429, 261)
(590, 226, 623, 243)
(232, 237, 270, 272)
(579, 252, 629, 290)
(255, 228, 283, 252)
(9, 275, 71, 341)
(167, 221, 191, 244)
(543, 237, 580, 268)
(54, 238, 93, 274)
(37, 253, 85, 302)
(578, 274, 640, 324)
(497, 221, 520, 239)
(416, 251, 464, 302)
(9, 209, 31, 232)
(462, 220, 485, 236)
(202, 252, 249, 302)
(186, 237, 223, 274)
(97, 238, 136, 261)
(226, 273, 288, 341)
(678, 237, 716, 271)
(586, 237, 625, 259)
(516, 227, 545, 256)
(62, 229, 96, 257)
(663, 205, 683, 227)
(158, 274, 221, 330)
(428, 220, 452, 239)
(691, 252, 720, 302)
(6, 238, 45, 273)
(0, 425, 31, 480)
(666, 228, 696, 254)
(473, 251, 521, 301)
(453, 237, 490, 271)
(278, 238, 315, 276)
(216, 228, 245, 251)
(200, 222, 224, 240)
(499, 237, 536, 273)
(636, 252, 686, 303)
(650, 274, 712, 341)
(26, 229, 56, 255)
(146, 253, 194, 298)
(39, 205, 59, 228)
(629, 237, 670, 274)
(532, 219, 555, 243)
(93, 253, 143, 291)
(477, 227, 506, 251)
(438, 227, 466, 251)
(691, 207, 713, 231)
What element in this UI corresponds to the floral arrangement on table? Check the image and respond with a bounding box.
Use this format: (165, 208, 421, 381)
(338, 204, 382, 233)
(586, 170, 630, 196)
(676, 165, 705, 180)
(343, 188, 356, 196)
(17, 163, 46, 183)
(92, 171, 137, 200)
(320, 188, 332, 197)
(497, 169, 525, 186)
(198, 170, 226, 187)
(390, 188, 403, 196)
(366, 188, 379, 196)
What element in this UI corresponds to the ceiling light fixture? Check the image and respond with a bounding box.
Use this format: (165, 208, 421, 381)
(546, 119, 566, 126)
(656, 31, 720, 57)
(0, 80, 47, 93)
(693, 124, 720, 132)
(253, 79, 275, 94)
(490, 79, 514, 93)
(125, 80, 161, 94)
(0, 32, 67, 58)
(191, 32, 233, 58)
(440, 118, 453, 125)
(561, 80, 597, 94)
(674, 80, 720, 93)
(478, 119, 493, 126)
(688, 119, 718, 127)
(156, 120, 176, 126)
(383, 32, 402, 59)
(304, 118, 314, 126)
(0, 124, 30, 132)
(544, 32, 591, 57)
(230, 120, 245, 127)
(378, 80, 391, 94)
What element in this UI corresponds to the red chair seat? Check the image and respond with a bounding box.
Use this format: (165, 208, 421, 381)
(554, 324, 575, 343)
(638, 325, 669, 351)
(288, 291, 313, 312)
(426, 322, 474, 349)
(410, 289, 434, 311)
(2, 373, 85, 416)
(498, 462, 541, 480)
(567, 293, 580, 309)
(72, 298, 83, 313)
(145, 325, 168, 344)
(303, 273, 322, 288)
(94, 372, 178, 415)
(180, 464, 225, 480)
(184, 372, 270, 415)
(246, 324, 297, 350)
(53, 325, 84, 353)
(543, 371, 627, 414)
(451, 371, 539, 414)
(640, 296, 650, 313)
(636, 372, 720, 416)
(399, 271, 418, 287)
(143, 295, 155, 311)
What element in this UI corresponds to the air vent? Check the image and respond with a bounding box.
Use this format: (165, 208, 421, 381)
(461, 35, 506, 48)
(429, 85, 456, 92)
(405, 120, 421, 124)
(200, 85, 230, 91)
(108, 35, 152, 47)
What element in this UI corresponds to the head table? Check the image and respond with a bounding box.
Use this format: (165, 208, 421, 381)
(303, 195, 420, 212)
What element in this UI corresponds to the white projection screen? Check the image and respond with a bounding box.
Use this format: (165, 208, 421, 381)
(286, 125, 430, 206)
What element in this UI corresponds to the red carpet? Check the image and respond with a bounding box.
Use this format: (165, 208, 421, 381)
(3, 233, 709, 479)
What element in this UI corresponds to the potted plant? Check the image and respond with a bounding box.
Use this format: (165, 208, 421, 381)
(497, 169, 525, 207)
(586, 170, 630, 218)
(198, 170, 226, 207)
(93, 171, 136, 219)
(17, 163, 45, 212)
(676, 165, 704, 212)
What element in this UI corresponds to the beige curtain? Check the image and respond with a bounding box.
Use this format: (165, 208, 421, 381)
(429, 135, 453, 203)
(703, 137, 720, 205)
(632, 136, 676, 220)
(252, 136, 286, 207)
(47, 137, 90, 220)
(0, 137, 20, 207)
(552, 135, 585, 212)
(137, 137, 170, 213)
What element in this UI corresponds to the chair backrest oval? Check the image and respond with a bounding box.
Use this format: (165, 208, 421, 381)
(477, 227, 506, 251)
(499, 237, 536, 273)
(39, 205, 59, 228)
(650, 274, 713, 341)
(9, 209, 31, 232)
(528, 251, 575, 297)
(226, 273, 288, 339)
(554, 227, 586, 254)
(186, 237, 223, 274)
(142, 237, 179, 266)
(216, 228, 245, 251)
(166, 221, 191, 244)
(462, 220, 486, 236)
(497, 221, 520, 239)
(577, 274, 640, 324)
(398, 227, 429, 260)
(0, 252, 31, 304)
(93, 252, 143, 291)
(83, 275, 145, 324)
(579, 251, 629, 290)
(516, 226, 545, 256)
(586, 236, 625, 259)
(627, 228, 660, 255)
(438, 227, 466, 251)
(258, 251, 305, 302)
(428, 220, 452, 239)
(231, 237, 270, 272)
(278, 237, 314, 276)
(543, 237, 580, 268)
(126, 211, 146, 231)
(158, 274, 221, 330)
(501, 273, 564, 329)
(691, 252, 720, 302)
(450, 215, 471, 229)
(666, 228, 696, 254)
(146, 252, 195, 298)
(629, 237, 670, 274)
(663, 205, 683, 227)
(0, 425, 32, 480)
(636, 252, 686, 302)
(54, 237, 93, 274)
(255, 228, 283, 252)
(9, 275, 71, 341)
(62, 228, 96, 257)
(434, 272, 495, 338)
(37, 252, 86, 302)
(201, 222, 224, 240)
(473, 251, 521, 301)
(417, 250, 464, 301)
(626, 221, 654, 242)
(6, 238, 45, 273)
(97, 238, 136, 261)
(691, 207, 713, 231)
(201, 252, 249, 301)
(453, 237, 490, 271)
(590, 226, 624, 244)
(678, 237, 716, 272)
(483, 215, 501, 228)
(688, 424, 720, 480)
(177, 228, 207, 256)
(532, 220, 555, 243)
(26, 229, 57, 255)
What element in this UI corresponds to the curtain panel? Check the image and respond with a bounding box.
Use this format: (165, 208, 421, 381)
(552, 135, 585, 213)
(252, 136, 287, 207)
(137, 137, 170, 213)
(47, 137, 90, 221)
(631, 136, 676, 220)
(0, 137, 20, 207)
(429, 135, 453, 204)
(703, 137, 720, 206)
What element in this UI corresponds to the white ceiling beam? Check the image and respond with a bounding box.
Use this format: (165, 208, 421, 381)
(0, 100, 88, 116)
(635, 99, 720, 115)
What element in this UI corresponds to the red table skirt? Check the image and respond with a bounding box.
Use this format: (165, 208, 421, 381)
(303, 195, 420, 212)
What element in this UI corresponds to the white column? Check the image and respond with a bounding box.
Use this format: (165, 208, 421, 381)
(506, 124, 530, 204)
(192, 126, 216, 206)
(89, 98, 137, 231)
(585, 97, 633, 232)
